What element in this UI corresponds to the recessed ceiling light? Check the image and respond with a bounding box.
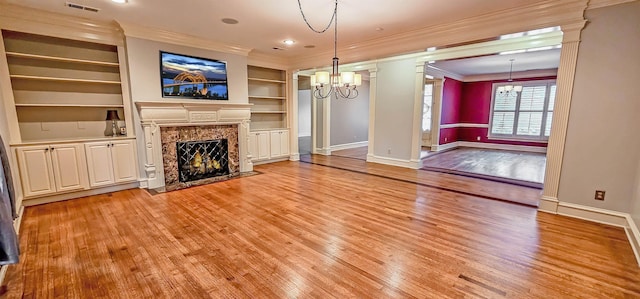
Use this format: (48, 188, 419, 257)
(221, 18, 239, 25)
(111, 0, 127, 3)
(375, 27, 384, 32)
(283, 39, 295, 45)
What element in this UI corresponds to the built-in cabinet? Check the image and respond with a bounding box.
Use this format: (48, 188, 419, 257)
(247, 65, 290, 163)
(2, 30, 132, 142)
(249, 129, 290, 162)
(15, 143, 88, 198)
(85, 140, 137, 188)
(248, 66, 288, 131)
(1, 27, 139, 204)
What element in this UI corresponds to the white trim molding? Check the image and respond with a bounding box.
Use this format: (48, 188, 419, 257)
(626, 216, 640, 266)
(367, 154, 421, 169)
(315, 148, 331, 156)
(432, 141, 547, 153)
(555, 202, 640, 266)
(538, 196, 560, 213)
(118, 22, 251, 56)
(440, 123, 490, 129)
(330, 141, 369, 152)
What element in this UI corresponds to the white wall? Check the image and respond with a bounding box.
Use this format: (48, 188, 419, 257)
(558, 2, 640, 212)
(330, 80, 369, 146)
(633, 160, 640, 225)
(0, 81, 22, 210)
(298, 90, 311, 137)
(373, 58, 417, 160)
(124, 37, 249, 179)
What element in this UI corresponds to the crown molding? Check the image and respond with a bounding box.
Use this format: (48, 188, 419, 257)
(0, 3, 123, 45)
(463, 69, 558, 82)
(587, 0, 638, 10)
(289, 0, 588, 70)
(118, 22, 252, 56)
(247, 51, 291, 70)
(425, 65, 465, 82)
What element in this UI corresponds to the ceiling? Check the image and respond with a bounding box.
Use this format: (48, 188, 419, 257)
(432, 49, 561, 76)
(5, 0, 540, 58)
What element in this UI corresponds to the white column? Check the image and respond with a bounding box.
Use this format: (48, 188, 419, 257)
(539, 21, 587, 213)
(239, 120, 253, 172)
(289, 72, 300, 161)
(431, 78, 444, 151)
(366, 68, 378, 161)
(410, 62, 426, 168)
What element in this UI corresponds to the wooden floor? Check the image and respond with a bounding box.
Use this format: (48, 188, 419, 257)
(301, 154, 541, 207)
(3, 161, 639, 298)
(331, 146, 431, 160)
(422, 148, 546, 187)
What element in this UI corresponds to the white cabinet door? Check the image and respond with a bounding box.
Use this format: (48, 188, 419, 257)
(279, 130, 290, 157)
(85, 142, 115, 187)
(50, 143, 88, 193)
(110, 140, 137, 183)
(250, 132, 271, 161)
(270, 130, 290, 158)
(257, 132, 270, 160)
(16, 145, 56, 197)
(249, 132, 259, 161)
(270, 131, 282, 157)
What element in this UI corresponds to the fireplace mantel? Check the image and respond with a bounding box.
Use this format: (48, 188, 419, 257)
(136, 100, 253, 189)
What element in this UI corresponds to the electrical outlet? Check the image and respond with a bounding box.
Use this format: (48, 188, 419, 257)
(476, 136, 481, 141)
(387, 149, 391, 154)
(444, 137, 448, 142)
(594, 190, 605, 201)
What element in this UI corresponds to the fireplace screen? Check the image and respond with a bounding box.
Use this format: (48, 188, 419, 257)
(177, 139, 229, 183)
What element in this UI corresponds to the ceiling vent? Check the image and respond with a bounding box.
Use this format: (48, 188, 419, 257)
(65, 2, 100, 13)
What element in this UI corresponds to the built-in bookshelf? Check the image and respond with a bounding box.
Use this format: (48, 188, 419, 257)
(247, 66, 287, 131)
(2, 30, 128, 142)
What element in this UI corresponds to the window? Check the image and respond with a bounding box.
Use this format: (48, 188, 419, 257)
(422, 83, 434, 132)
(489, 80, 556, 141)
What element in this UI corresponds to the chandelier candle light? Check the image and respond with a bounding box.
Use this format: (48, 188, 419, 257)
(497, 59, 523, 95)
(299, 0, 362, 99)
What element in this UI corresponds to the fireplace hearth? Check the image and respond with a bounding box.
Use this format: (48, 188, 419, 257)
(177, 139, 229, 183)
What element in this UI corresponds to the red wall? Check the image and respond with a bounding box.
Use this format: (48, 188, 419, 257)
(439, 77, 463, 144)
(439, 76, 556, 147)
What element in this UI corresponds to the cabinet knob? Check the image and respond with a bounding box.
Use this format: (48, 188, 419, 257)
(44, 148, 48, 152)
(50, 147, 54, 151)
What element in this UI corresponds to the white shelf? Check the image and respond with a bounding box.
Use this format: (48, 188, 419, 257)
(10, 75, 121, 84)
(15, 103, 124, 108)
(248, 77, 285, 84)
(251, 111, 286, 114)
(249, 96, 286, 100)
(6, 51, 119, 67)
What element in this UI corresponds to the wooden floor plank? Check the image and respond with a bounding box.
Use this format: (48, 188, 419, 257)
(2, 161, 639, 298)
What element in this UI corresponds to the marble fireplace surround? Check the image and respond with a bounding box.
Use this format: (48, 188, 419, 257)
(136, 101, 253, 190)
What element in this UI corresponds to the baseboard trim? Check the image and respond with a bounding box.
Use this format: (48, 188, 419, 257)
(433, 142, 459, 152)
(252, 157, 290, 166)
(538, 196, 559, 213)
(625, 215, 640, 266)
(556, 202, 629, 227)
(367, 154, 420, 169)
(458, 141, 547, 153)
(138, 178, 149, 189)
(314, 148, 331, 156)
(330, 141, 368, 151)
(289, 153, 300, 161)
(22, 182, 140, 207)
(431, 141, 547, 153)
(553, 202, 640, 266)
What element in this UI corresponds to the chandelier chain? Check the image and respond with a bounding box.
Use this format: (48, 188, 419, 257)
(297, 0, 337, 34)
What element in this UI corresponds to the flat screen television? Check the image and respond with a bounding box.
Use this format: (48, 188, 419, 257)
(160, 51, 229, 100)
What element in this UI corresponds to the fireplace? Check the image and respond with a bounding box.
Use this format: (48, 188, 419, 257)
(177, 139, 230, 182)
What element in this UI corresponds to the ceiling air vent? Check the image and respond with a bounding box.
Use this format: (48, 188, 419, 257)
(65, 2, 100, 13)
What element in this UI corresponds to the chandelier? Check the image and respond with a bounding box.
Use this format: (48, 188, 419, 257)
(497, 59, 522, 96)
(298, 0, 362, 99)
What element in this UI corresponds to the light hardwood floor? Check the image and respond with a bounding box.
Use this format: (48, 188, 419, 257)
(2, 161, 639, 298)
